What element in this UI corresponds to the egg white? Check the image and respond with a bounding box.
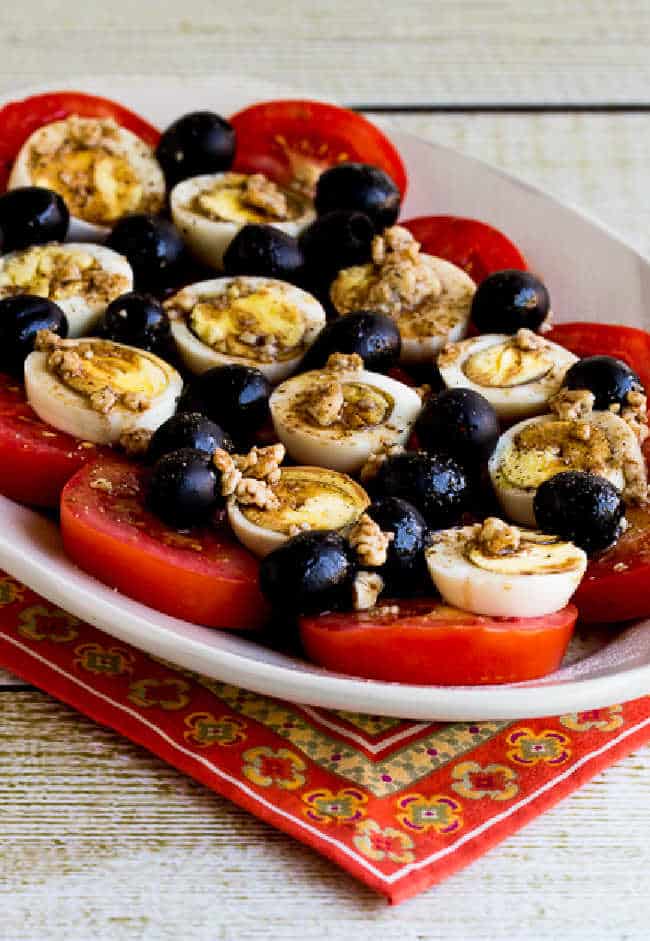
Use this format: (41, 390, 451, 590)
(8, 118, 165, 242)
(438, 333, 578, 420)
(425, 525, 587, 618)
(170, 173, 315, 269)
(227, 466, 369, 557)
(168, 276, 326, 383)
(488, 411, 645, 526)
(24, 338, 182, 445)
(270, 367, 422, 473)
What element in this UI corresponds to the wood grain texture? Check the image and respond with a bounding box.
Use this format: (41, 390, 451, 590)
(1, 692, 649, 941)
(0, 0, 650, 105)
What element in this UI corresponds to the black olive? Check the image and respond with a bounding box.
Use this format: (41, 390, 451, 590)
(0, 186, 69, 252)
(100, 292, 172, 356)
(148, 412, 234, 464)
(0, 295, 68, 374)
(223, 225, 304, 284)
(367, 451, 471, 528)
(471, 270, 550, 334)
(148, 447, 222, 528)
(106, 214, 185, 291)
(259, 530, 357, 615)
(314, 163, 401, 230)
(533, 471, 626, 556)
(563, 355, 643, 410)
(180, 364, 271, 441)
(416, 388, 500, 468)
(299, 311, 401, 373)
(155, 111, 236, 187)
(366, 497, 429, 594)
(299, 210, 374, 296)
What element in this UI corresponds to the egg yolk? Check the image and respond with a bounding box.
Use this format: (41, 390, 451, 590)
(467, 531, 582, 574)
(0, 246, 128, 303)
(56, 343, 169, 400)
(241, 467, 368, 533)
(191, 174, 304, 224)
(463, 340, 554, 387)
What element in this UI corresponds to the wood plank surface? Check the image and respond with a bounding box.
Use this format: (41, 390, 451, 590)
(1, 2, 650, 938)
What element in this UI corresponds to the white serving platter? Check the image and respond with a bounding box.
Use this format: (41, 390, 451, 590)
(0, 74, 648, 721)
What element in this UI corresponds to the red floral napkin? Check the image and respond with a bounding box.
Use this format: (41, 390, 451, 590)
(1, 569, 649, 905)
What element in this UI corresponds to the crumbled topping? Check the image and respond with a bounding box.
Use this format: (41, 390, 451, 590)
(623, 458, 649, 503)
(359, 444, 405, 484)
(437, 342, 463, 368)
(48, 348, 85, 379)
(35, 328, 64, 353)
(288, 521, 312, 537)
(213, 449, 243, 496)
(366, 226, 442, 315)
(348, 513, 394, 567)
(514, 328, 546, 351)
(416, 384, 432, 401)
(234, 443, 286, 485)
(234, 477, 281, 510)
(549, 388, 595, 421)
(89, 387, 118, 415)
(539, 308, 554, 333)
(516, 419, 610, 474)
(119, 428, 153, 457)
(304, 379, 344, 427)
(121, 391, 151, 412)
(325, 352, 364, 373)
(621, 390, 649, 444)
(352, 571, 385, 611)
(242, 173, 289, 219)
(0, 245, 129, 306)
(89, 476, 113, 493)
(476, 517, 521, 556)
(571, 421, 592, 442)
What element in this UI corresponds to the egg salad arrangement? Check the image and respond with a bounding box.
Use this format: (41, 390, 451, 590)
(0, 91, 649, 686)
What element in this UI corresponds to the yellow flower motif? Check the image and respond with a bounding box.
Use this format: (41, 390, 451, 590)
(0, 575, 24, 606)
(451, 762, 519, 801)
(560, 705, 624, 733)
(127, 678, 191, 711)
(353, 819, 415, 863)
(74, 642, 135, 677)
(507, 728, 571, 766)
(184, 711, 247, 747)
(242, 747, 307, 790)
(17, 605, 80, 643)
(302, 787, 367, 824)
(396, 793, 463, 833)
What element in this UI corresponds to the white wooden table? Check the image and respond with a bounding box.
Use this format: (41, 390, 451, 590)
(1, 3, 650, 938)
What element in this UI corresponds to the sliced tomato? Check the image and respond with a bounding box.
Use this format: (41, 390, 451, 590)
(0, 90, 161, 191)
(545, 321, 650, 622)
(401, 216, 527, 284)
(300, 598, 577, 685)
(60, 454, 268, 630)
(546, 321, 650, 393)
(0, 373, 106, 507)
(229, 99, 407, 196)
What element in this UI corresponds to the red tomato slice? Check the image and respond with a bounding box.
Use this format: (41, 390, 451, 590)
(300, 598, 577, 685)
(401, 216, 527, 284)
(60, 454, 268, 630)
(0, 90, 160, 192)
(546, 321, 650, 394)
(0, 373, 105, 507)
(545, 321, 650, 622)
(229, 99, 407, 196)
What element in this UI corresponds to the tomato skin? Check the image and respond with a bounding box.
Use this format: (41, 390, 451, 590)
(229, 99, 407, 196)
(401, 216, 527, 284)
(0, 91, 160, 191)
(546, 321, 650, 394)
(300, 599, 577, 685)
(60, 454, 269, 631)
(0, 373, 104, 507)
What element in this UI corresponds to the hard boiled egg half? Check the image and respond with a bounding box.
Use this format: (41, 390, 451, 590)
(269, 356, 422, 473)
(166, 276, 326, 383)
(437, 330, 578, 421)
(170, 172, 315, 268)
(489, 411, 648, 526)
(426, 521, 587, 618)
(0, 243, 133, 337)
(330, 226, 476, 365)
(9, 116, 165, 241)
(25, 335, 182, 445)
(228, 465, 369, 557)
